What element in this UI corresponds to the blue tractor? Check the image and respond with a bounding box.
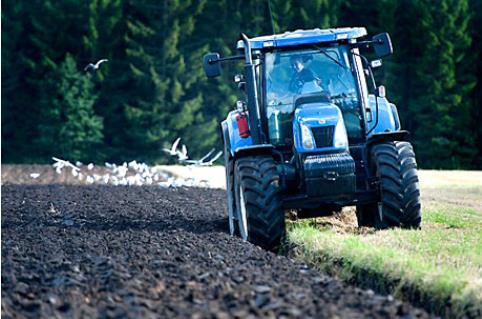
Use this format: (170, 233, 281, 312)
(203, 28, 421, 251)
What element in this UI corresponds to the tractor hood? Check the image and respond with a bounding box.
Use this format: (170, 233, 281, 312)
(293, 101, 349, 153)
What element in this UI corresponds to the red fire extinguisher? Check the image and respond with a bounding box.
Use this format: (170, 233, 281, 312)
(236, 112, 250, 138)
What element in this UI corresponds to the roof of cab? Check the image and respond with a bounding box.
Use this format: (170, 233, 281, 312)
(236, 27, 367, 50)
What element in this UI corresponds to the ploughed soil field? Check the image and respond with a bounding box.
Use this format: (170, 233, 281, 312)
(1, 185, 431, 318)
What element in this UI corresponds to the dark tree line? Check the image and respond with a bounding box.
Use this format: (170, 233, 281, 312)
(2, 0, 481, 168)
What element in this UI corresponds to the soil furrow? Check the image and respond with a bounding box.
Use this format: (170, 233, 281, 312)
(1, 185, 431, 318)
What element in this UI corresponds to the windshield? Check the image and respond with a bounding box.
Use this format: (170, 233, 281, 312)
(265, 45, 363, 144)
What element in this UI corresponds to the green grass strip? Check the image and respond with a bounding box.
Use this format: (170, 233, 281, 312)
(287, 206, 482, 318)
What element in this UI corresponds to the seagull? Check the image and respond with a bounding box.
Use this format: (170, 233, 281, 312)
(177, 144, 189, 161)
(84, 59, 108, 73)
(198, 151, 223, 166)
(86, 176, 95, 184)
(30, 173, 40, 179)
(185, 148, 215, 165)
(163, 137, 181, 156)
(52, 157, 80, 173)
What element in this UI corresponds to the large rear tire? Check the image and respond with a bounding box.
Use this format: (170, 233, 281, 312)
(356, 141, 421, 229)
(233, 155, 285, 251)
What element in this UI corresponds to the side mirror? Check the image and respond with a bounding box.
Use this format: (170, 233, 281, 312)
(372, 33, 393, 58)
(203, 53, 221, 78)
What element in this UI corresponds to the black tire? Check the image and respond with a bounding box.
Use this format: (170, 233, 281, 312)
(224, 143, 238, 236)
(233, 155, 285, 251)
(356, 141, 421, 229)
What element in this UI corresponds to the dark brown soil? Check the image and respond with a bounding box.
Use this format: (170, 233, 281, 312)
(1, 185, 432, 318)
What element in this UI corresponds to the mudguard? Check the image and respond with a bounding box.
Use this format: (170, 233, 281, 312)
(366, 95, 401, 135)
(222, 110, 253, 157)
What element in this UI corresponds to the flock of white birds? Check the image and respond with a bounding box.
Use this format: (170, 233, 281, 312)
(29, 138, 223, 188)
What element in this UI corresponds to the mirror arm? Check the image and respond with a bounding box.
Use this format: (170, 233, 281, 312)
(211, 55, 244, 64)
(350, 40, 375, 49)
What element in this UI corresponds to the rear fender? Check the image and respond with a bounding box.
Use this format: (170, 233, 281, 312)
(367, 95, 400, 135)
(223, 111, 253, 157)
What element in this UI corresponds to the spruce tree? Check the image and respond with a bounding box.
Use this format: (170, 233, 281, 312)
(414, 0, 475, 168)
(96, 0, 211, 163)
(469, 0, 482, 167)
(36, 54, 103, 161)
(1, 1, 24, 162)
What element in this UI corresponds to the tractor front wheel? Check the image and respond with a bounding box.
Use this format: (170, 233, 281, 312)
(233, 155, 285, 251)
(356, 141, 421, 229)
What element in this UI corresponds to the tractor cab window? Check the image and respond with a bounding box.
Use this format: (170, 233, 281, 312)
(265, 45, 363, 145)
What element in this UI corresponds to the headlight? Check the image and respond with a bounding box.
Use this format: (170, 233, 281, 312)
(334, 120, 349, 149)
(300, 122, 315, 149)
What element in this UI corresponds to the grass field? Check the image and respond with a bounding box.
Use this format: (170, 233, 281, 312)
(287, 170, 482, 318)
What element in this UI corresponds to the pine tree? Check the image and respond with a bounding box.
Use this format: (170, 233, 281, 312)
(36, 54, 103, 161)
(97, 0, 210, 163)
(413, 0, 475, 168)
(2, 0, 95, 162)
(1, 1, 25, 162)
(290, 0, 340, 30)
(469, 0, 482, 167)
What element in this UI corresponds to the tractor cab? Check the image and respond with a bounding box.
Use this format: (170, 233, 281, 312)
(203, 28, 421, 251)
(262, 44, 365, 149)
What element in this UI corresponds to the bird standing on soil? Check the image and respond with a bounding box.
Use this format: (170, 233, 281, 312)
(84, 59, 108, 74)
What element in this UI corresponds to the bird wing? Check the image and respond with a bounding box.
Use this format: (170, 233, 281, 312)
(84, 63, 95, 71)
(199, 148, 215, 162)
(171, 137, 181, 153)
(182, 144, 188, 156)
(208, 151, 223, 163)
(94, 59, 108, 68)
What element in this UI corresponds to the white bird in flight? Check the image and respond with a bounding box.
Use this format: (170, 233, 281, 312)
(177, 144, 189, 161)
(52, 157, 80, 174)
(163, 137, 181, 156)
(198, 151, 222, 166)
(185, 148, 215, 165)
(84, 59, 108, 73)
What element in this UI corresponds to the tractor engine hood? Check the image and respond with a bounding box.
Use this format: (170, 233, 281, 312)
(293, 101, 349, 153)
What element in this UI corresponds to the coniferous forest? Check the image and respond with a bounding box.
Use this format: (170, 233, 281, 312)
(2, 0, 481, 169)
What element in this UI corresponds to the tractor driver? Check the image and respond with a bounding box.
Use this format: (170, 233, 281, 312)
(288, 55, 323, 94)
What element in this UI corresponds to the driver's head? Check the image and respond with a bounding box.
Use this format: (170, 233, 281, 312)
(290, 55, 304, 72)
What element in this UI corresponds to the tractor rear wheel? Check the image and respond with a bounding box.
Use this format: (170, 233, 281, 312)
(356, 141, 421, 229)
(233, 155, 285, 251)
